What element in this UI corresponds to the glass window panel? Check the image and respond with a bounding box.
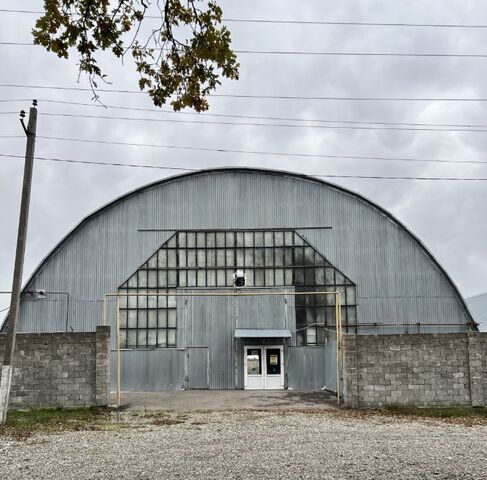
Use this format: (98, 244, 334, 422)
(347, 306, 357, 323)
(275, 269, 284, 285)
(295, 307, 306, 327)
(147, 292, 157, 308)
(326, 306, 336, 324)
(226, 269, 234, 286)
(127, 274, 137, 288)
(148, 310, 157, 328)
(216, 249, 226, 267)
(119, 329, 127, 348)
(236, 232, 244, 247)
(325, 287, 336, 305)
(127, 330, 137, 348)
(265, 269, 274, 286)
(294, 233, 304, 246)
(168, 270, 177, 287)
(335, 271, 346, 284)
(306, 308, 316, 325)
(307, 326, 317, 345)
(255, 269, 265, 287)
(147, 329, 157, 346)
(264, 232, 273, 246)
(119, 295, 127, 309)
(294, 248, 304, 266)
(157, 329, 167, 347)
(206, 232, 216, 248)
(296, 331, 305, 347)
(168, 310, 177, 328)
(138, 294, 147, 309)
(168, 292, 177, 308)
(120, 310, 127, 328)
(178, 231, 186, 248)
(226, 250, 234, 267)
(128, 310, 137, 328)
(346, 286, 356, 305)
(138, 310, 148, 329)
(167, 235, 177, 248)
(128, 295, 137, 308)
(187, 250, 196, 267)
(216, 232, 225, 247)
(217, 269, 226, 286)
(337, 286, 346, 305)
(245, 249, 254, 267)
(187, 232, 196, 248)
(304, 247, 315, 266)
(315, 294, 326, 306)
(197, 250, 206, 268)
(167, 329, 177, 346)
(294, 268, 305, 285)
(265, 248, 274, 266)
(341, 305, 347, 324)
(188, 270, 197, 287)
(315, 268, 325, 285)
(284, 231, 293, 246)
(255, 249, 264, 267)
(274, 231, 284, 246)
(315, 254, 326, 266)
(207, 249, 216, 267)
(157, 249, 167, 268)
(274, 248, 284, 266)
(284, 269, 293, 285)
(158, 310, 167, 328)
(225, 231, 235, 247)
(245, 269, 254, 287)
(158, 270, 167, 288)
(148, 270, 157, 288)
(179, 270, 187, 287)
(158, 294, 167, 308)
(254, 231, 264, 247)
(138, 270, 147, 288)
(244, 231, 254, 247)
(167, 250, 177, 268)
(305, 268, 315, 285)
(316, 327, 327, 345)
(197, 232, 206, 247)
(148, 254, 157, 269)
(207, 270, 216, 287)
(284, 248, 293, 266)
(316, 307, 326, 325)
(325, 267, 335, 284)
(236, 249, 244, 267)
(197, 270, 206, 287)
(179, 250, 187, 268)
(304, 293, 315, 306)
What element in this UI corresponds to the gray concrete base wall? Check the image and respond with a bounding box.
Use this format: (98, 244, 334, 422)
(342, 333, 487, 408)
(0, 326, 110, 408)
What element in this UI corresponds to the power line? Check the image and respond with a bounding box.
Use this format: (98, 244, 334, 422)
(4, 41, 487, 58)
(2, 84, 487, 102)
(16, 110, 487, 134)
(4, 98, 487, 131)
(29, 136, 487, 165)
(2, 9, 487, 29)
(1, 153, 486, 181)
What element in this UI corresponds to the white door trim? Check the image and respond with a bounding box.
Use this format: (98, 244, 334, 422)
(244, 345, 284, 390)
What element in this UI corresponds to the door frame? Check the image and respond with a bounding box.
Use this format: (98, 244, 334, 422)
(244, 345, 284, 390)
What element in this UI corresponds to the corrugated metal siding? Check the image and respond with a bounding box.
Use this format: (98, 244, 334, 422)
(187, 347, 209, 389)
(288, 346, 327, 390)
(110, 349, 184, 391)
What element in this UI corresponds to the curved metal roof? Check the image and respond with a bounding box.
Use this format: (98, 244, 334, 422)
(9, 167, 477, 328)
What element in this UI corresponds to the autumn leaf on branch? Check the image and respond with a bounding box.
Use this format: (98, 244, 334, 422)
(32, 0, 239, 111)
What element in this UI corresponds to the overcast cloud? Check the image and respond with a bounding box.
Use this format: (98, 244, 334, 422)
(1, 0, 487, 314)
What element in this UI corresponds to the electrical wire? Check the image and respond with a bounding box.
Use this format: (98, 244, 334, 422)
(2, 84, 487, 102)
(2, 9, 487, 28)
(2, 153, 487, 180)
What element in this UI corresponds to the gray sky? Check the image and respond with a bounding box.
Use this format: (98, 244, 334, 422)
(1, 0, 487, 315)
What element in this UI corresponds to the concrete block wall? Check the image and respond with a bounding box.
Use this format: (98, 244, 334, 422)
(0, 326, 110, 408)
(342, 333, 487, 408)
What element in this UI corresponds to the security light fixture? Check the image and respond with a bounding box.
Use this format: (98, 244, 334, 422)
(234, 269, 246, 288)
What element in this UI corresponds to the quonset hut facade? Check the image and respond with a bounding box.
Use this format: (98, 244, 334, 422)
(5, 168, 476, 392)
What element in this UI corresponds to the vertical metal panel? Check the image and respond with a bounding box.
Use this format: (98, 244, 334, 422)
(110, 349, 184, 391)
(187, 347, 209, 389)
(288, 346, 327, 390)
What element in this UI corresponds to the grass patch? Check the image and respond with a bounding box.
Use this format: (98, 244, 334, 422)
(0, 406, 115, 441)
(383, 405, 487, 420)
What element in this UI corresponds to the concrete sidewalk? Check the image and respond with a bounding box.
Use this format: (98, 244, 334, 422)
(110, 390, 337, 411)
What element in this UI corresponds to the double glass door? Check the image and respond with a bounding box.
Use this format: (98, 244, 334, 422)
(244, 346, 284, 389)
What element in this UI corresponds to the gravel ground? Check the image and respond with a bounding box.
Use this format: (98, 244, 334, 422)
(0, 410, 486, 480)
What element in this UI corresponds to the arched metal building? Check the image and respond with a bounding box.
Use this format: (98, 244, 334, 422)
(7, 168, 476, 391)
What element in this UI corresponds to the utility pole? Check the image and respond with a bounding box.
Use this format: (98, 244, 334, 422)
(0, 100, 37, 425)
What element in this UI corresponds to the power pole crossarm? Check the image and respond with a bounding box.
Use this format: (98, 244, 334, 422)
(0, 101, 37, 425)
